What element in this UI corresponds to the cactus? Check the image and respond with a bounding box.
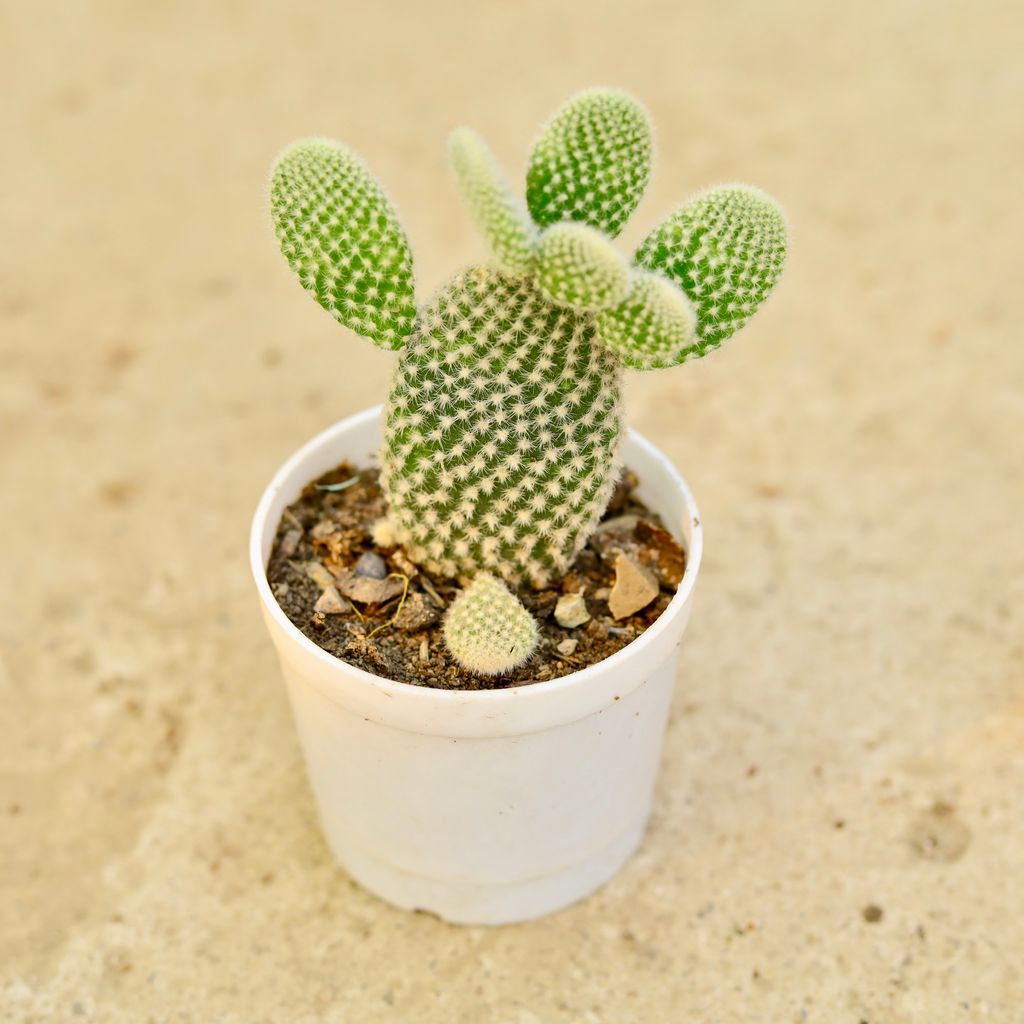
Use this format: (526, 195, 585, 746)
(443, 573, 539, 675)
(381, 267, 622, 585)
(270, 88, 787, 674)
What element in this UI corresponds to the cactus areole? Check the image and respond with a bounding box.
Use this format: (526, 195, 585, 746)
(270, 88, 788, 675)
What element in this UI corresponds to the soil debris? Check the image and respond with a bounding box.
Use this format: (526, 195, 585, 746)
(590, 515, 641, 559)
(636, 519, 686, 587)
(266, 463, 685, 689)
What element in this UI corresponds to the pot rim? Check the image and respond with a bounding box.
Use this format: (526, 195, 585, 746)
(250, 405, 703, 705)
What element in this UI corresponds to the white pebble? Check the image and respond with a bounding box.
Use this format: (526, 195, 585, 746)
(554, 592, 591, 628)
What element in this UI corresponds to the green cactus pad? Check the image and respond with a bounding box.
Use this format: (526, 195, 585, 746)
(444, 573, 538, 675)
(449, 128, 536, 276)
(270, 138, 416, 351)
(526, 88, 652, 239)
(635, 185, 787, 352)
(535, 222, 630, 311)
(380, 267, 622, 585)
(596, 271, 698, 370)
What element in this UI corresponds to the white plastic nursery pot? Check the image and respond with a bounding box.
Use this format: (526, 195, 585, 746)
(250, 406, 703, 925)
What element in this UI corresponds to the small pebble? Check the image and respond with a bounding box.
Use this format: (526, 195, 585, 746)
(314, 586, 346, 614)
(554, 592, 591, 628)
(336, 569, 405, 605)
(608, 552, 659, 619)
(354, 551, 387, 579)
(593, 587, 610, 601)
(311, 519, 339, 541)
(394, 591, 440, 632)
(303, 560, 337, 590)
(279, 528, 302, 559)
(556, 638, 579, 656)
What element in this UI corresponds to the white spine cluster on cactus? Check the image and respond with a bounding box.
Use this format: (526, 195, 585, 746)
(443, 573, 539, 675)
(380, 267, 622, 585)
(535, 222, 630, 311)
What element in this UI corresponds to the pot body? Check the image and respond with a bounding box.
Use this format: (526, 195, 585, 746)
(250, 406, 703, 924)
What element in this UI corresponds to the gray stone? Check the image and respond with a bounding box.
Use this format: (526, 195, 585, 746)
(354, 551, 387, 579)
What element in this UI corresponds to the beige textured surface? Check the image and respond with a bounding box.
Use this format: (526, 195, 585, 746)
(2, 2, 1023, 1020)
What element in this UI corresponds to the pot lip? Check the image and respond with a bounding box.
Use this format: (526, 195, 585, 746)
(250, 405, 703, 704)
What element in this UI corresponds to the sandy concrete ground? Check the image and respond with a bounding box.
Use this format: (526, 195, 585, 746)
(2, 1, 1022, 1020)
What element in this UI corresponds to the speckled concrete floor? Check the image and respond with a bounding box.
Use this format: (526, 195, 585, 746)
(2, 2, 1022, 1021)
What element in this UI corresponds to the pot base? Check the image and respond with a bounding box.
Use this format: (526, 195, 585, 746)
(333, 818, 647, 925)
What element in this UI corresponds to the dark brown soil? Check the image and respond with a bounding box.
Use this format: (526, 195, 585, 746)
(265, 463, 685, 690)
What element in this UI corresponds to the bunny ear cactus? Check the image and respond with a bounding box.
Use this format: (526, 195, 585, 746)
(270, 88, 788, 675)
